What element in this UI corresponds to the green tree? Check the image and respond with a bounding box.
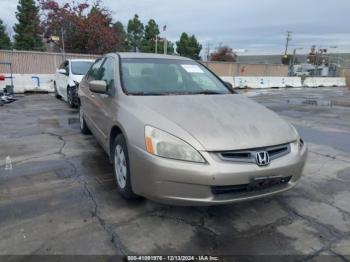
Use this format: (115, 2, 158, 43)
(176, 32, 202, 60)
(127, 14, 144, 52)
(140, 19, 159, 53)
(13, 0, 45, 51)
(0, 19, 11, 50)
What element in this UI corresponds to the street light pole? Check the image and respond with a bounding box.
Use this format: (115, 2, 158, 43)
(284, 31, 292, 55)
(314, 46, 319, 76)
(164, 37, 167, 55)
(155, 36, 158, 54)
(291, 48, 302, 76)
(61, 28, 65, 59)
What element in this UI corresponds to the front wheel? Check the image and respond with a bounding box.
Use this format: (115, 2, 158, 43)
(112, 134, 138, 200)
(67, 86, 74, 107)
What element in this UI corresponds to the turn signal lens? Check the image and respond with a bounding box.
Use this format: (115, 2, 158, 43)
(145, 136, 155, 154)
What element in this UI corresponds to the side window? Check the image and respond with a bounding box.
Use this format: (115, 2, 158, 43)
(100, 57, 115, 91)
(86, 58, 104, 81)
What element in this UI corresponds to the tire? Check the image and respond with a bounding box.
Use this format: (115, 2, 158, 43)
(67, 86, 75, 108)
(112, 134, 138, 200)
(79, 106, 91, 135)
(54, 82, 61, 99)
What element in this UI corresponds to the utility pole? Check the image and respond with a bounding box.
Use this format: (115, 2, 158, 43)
(164, 38, 167, 55)
(155, 36, 158, 54)
(314, 47, 318, 76)
(291, 48, 302, 76)
(163, 25, 167, 55)
(284, 31, 292, 55)
(206, 42, 211, 61)
(61, 28, 65, 59)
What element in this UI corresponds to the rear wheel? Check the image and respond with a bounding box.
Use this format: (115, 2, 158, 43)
(112, 134, 138, 200)
(79, 106, 91, 135)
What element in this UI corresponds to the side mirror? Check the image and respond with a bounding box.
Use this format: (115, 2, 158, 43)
(0, 75, 5, 81)
(57, 69, 68, 75)
(89, 80, 107, 94)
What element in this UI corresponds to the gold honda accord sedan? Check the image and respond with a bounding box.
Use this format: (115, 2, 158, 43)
(78, 52, 307, 206)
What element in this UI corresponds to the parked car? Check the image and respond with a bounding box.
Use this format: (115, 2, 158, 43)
(54, 59, 95, 107)
(78, 53, 308, 206)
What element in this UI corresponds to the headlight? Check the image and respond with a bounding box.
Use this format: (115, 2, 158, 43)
(145, 126, 205, 163)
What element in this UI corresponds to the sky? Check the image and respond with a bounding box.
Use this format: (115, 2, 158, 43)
(0, 0, 349, 55)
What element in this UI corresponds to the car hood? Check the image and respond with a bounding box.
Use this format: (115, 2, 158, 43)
(131, 94, 297, 151)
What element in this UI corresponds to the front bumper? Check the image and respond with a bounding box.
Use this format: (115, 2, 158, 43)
(129, 142, 308, 206)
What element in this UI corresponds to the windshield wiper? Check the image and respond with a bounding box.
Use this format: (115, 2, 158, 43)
(193, 90, 227, 95)
(129, 90, 228, 96)
(129, 92, 170, 96)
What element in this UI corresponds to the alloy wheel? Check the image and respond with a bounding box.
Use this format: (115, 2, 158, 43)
(114, 144, 127, 189)
(67, 88, 72, 105)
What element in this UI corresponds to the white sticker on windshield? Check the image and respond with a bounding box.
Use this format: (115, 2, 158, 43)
(181, 64, 204, 73)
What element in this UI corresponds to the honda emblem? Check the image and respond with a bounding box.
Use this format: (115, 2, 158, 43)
(256, 151, 270, 166)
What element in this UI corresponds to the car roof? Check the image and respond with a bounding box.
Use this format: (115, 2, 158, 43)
(116, 52, 193, 61)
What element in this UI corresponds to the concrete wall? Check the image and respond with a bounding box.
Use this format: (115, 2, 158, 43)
(0, 74, 54, 93)
(201, 61, 289, 77)
(338, 68, 350, 87)
(221, 76, 346, 89)
(303, 77, 346, 87)
(1, 74, 346, 93)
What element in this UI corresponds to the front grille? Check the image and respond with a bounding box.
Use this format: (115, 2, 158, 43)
(218, 143, 291, 164)
(211, 176, 292, 195)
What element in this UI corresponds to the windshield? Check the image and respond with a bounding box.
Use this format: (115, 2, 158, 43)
(121, 58, 232, 95)
(71, 61, 94, 75)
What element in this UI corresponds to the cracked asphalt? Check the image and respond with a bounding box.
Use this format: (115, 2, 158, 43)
(0, 88, 350, 260)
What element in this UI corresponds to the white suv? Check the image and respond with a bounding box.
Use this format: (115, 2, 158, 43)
(54, 59, 95, 107)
